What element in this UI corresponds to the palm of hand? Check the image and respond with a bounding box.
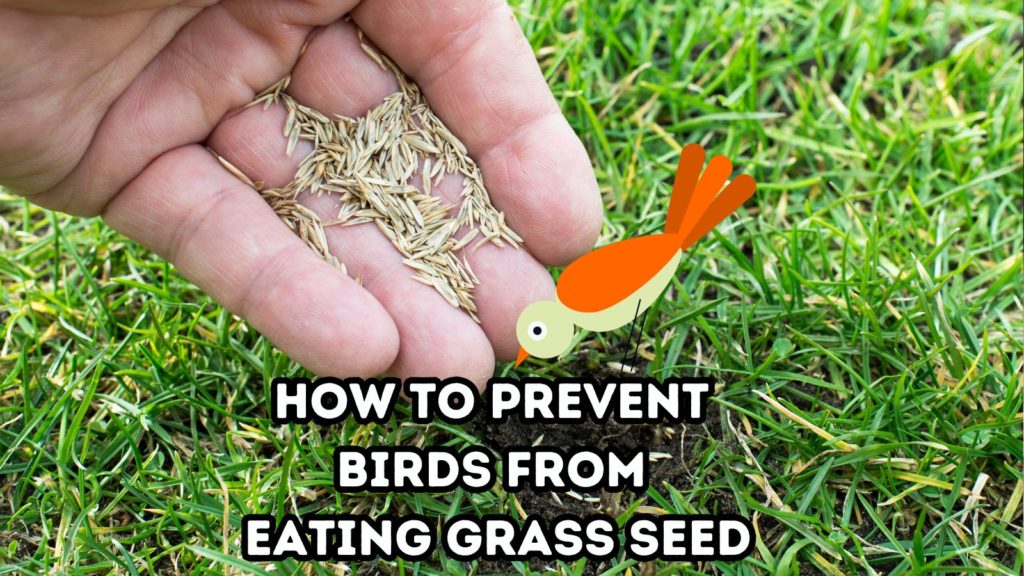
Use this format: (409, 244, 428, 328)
(0, 0, 602, 384)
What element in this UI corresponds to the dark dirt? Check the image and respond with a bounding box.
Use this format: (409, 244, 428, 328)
(466, 363, 730, 575)
(0, 528, 40, 563)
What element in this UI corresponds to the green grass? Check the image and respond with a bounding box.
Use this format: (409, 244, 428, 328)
(2, 0, 1022, 574)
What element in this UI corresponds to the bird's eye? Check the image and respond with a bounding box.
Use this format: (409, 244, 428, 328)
(528, 321, 547, 341)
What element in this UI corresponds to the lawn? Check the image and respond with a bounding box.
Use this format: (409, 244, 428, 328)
(1, 0, 1022, 574)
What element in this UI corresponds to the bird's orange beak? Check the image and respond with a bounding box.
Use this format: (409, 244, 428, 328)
(515, 347, 530, 367)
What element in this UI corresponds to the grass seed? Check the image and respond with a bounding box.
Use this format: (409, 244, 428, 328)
(243, 39, 520, 318)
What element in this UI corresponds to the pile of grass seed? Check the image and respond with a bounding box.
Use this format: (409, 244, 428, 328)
(217, 38, 521, 321)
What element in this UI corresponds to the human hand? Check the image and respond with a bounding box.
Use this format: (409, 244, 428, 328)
(0, 0, 602, 384)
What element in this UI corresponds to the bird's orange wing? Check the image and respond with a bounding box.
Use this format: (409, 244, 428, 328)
(557, 234, 682, 313)
(664, 143, 706, 234)
(664, 143, 757, 251)
(679, 174, 756, 251)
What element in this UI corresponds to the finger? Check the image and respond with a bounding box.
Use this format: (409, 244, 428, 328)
(351, 0, 603, 266)
(282, 19, 555, 360)
(0, 1, 181, 15)
(208, 101, 498, 383)
(102, 144, 400, 377)
(36, 0, 359, 215)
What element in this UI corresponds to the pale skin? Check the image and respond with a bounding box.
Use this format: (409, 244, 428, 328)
(0, 0, 603, 386)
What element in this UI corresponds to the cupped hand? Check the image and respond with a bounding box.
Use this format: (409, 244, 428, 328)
(0, 0, 602, 384)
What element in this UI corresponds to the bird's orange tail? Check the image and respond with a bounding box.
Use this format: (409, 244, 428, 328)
(664, 143, 756, 251)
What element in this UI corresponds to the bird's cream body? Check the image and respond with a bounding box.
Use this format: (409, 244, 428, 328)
(515, 250, 683, 360)
(564, 249, 682, 331)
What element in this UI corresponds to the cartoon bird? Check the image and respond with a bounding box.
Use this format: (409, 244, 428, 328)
(515, 143, 756, 366)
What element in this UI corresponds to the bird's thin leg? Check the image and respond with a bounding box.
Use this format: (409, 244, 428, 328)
(629, 307, 649, 371)
(620, 299, 643, 373)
